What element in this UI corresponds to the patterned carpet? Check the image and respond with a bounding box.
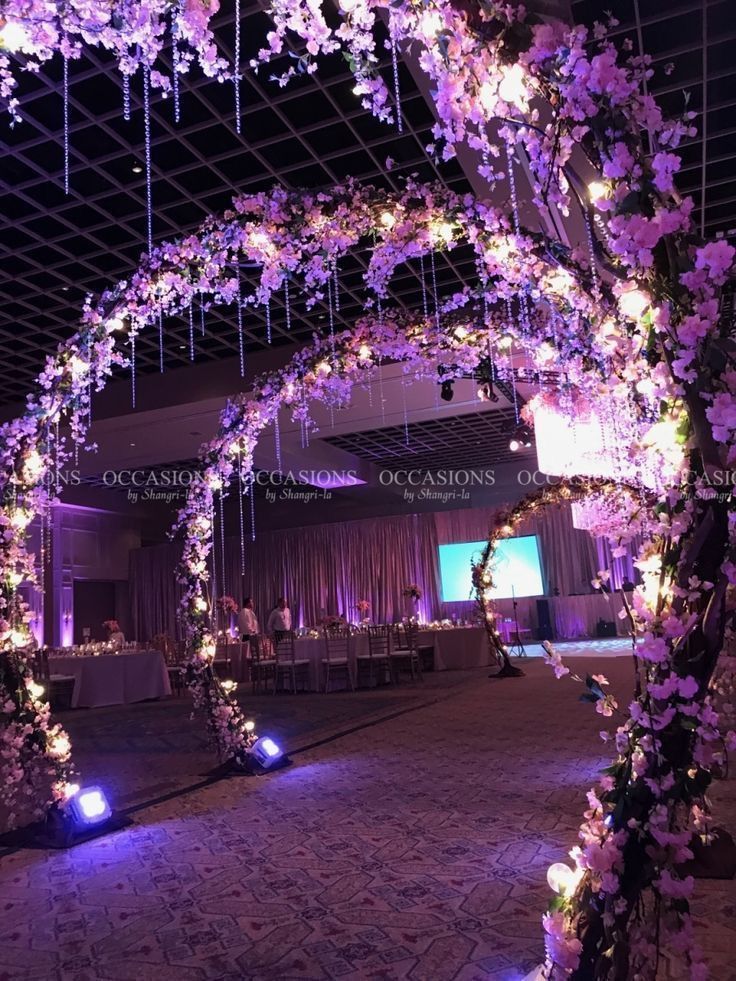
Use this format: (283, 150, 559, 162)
(0, 655, 733, 980)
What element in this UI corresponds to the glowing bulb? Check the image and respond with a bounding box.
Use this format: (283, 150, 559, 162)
(9, 509, 31, 531)
(536, 342, 556, 365)
(207, 473, 222, 491)
(498, 63, 528, 110)
(26, 680, 45, 701)
(8, 572, 23, 588)
(419, 9, 444, 35)
(380, 211, 396, 229)
(547, 862, 584, 896)
(48, 734, 72, 759)
(9, 629, 26, 646)
(22, 450, 44, 482)
(453, 325, 468, 339)
(229, 439, 242, 455)
(245, 720, 256, 732)
(61, 782, 80, 800)
(358, 344, 372, 361)
(618, 286, 651, 320)
(339, 0, 358, 11)
(588, 180, 608, 203)
(201, 642, 216, 661)
(497, 335, 513, 350)
(68, 355, 89, 378)
(195, 597, 208, 612)
(546, 269, 574, 296)
(250, 231, 272, 253)
(509, 439, 520, 452)
(221, 679, 237, 694)
(316, 360, 332, 375)
(105, 316, 126, 334)
(432, 221, 454, 244)
(0, 20, 30, 52)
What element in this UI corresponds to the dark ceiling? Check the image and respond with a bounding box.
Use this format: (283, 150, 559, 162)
(1, 0, 734, 409)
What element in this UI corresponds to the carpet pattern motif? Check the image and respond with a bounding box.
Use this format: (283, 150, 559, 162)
(0, 656, 733, 980)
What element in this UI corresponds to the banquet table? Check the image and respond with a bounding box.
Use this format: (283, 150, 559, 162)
(417, 626, 490, 671)
(47, 650, 171, 708)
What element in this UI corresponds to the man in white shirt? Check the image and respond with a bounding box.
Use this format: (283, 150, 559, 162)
(266, 597, 292, 640)
(238, 597, 259, 640)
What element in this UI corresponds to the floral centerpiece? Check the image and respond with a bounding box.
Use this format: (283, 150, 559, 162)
(102, 619, 119, 634)
(402, 584, 421, 600)
(355, 599, 371, 621)
(320, 614, 346, 630)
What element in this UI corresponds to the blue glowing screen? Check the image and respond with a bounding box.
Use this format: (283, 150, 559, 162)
(438, 536, 544, 602)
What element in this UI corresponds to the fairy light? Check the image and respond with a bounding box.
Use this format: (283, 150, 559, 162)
(419, 9, 443, 35)
(498, 63, 529, 111)
(588, 180, 609, 204)
(0, 19, 29, 51)
(547, 862, 584, 896)
(380, 211, 396, 229)
(618, 285, 651, 320)
(221, 679, 237, 694)
(48, 733, 72, 759)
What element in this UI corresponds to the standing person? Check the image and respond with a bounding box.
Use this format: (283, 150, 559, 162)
(267, 596, 292, 642)
(238, 597, 259, 641)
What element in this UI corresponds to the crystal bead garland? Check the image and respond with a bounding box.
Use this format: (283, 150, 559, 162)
(188, 300, 195, 360)
(236, 270, 245, 376)
(131, 331, 137, 408)
(234, 0, 242, 134)
(237, 448, 246, 575)
(429, 250, 441, 331)
(419, 254, 429, 319)
(265, 298, 272, 344)
(390, 26, 403, 133)
(200, 296, 206, 335)
(218, 489, 227, 597)
(158, 310, 164, 372)
(122, 72, 131, 122)
(284, 277, 292, 331)
(62, 49, 70, 194)
(171, 21, 181, 124)
(143, 65, 153, 256)
(401, 373, 409, 446)
(274, 413, 282, 472)
(378, 356, 386, 426)
(333, 262, 340, 313)
(210, 502, 218, 632)
(249, 477, 256, 542)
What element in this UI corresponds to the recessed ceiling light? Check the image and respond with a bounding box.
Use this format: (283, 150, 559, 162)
(131, 163, 143, 174)
(179, 344, 186, 350)
(61, 286, 70, 292)
(129, 442, 136, 447)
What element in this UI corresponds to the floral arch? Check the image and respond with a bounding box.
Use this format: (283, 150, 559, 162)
(0, 1, 735, 978)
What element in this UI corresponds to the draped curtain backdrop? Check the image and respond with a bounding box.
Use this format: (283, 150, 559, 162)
(130, 504, 611, 642)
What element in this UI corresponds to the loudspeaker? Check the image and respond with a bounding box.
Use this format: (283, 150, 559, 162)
(596, 619, 617, 638)
(536, 598, 554, 641)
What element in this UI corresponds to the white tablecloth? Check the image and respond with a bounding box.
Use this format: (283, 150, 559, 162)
(48, 650, 171, 708)
(417, 627, 490, 671)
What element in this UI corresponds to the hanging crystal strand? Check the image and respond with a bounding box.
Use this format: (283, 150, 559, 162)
(333, 261, 340, 313)
(506, 140, 521, 235)
(188, 300, 195, 360)
(284, 277, 292, 331)
(510, 349, 520, 423)
(142, 66, 154, 257)
(237, 449, 246, 575)
(429, 250, 441, 331)
(219, 489, 227, 597)
(122, 71, 131, 122)
(210, 502, 218, 634)
(265, 298, 272, 343)
(389, 23, 403, 133)
(236, 269, 245, 375)
(249, 477, 256, 541)
(327, 275, 336, 428)
(131, 330, 137, 408)
(401, 373, 409, 446)
(233, 0, 242, 134)
(171, 22, 181, 124)
(87, 376, 92, 431)
(274, 414, 282, 472)
(378, 356, 386, 426)
(200, 295, 206, 336)
(62, 48, 70, 194)
(584, 213, 601, 296)
(419, 253, 429, 319)
(54, 421, 61, 496)
(158, 310, 164, 372)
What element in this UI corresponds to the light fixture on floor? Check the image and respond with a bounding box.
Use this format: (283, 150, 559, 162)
(509, 423, 533, 452)
(440, 379, 454, 402)
(249, 736, 290, 772)
(0, 784, 132, 850)
(69, 786, 113, 828)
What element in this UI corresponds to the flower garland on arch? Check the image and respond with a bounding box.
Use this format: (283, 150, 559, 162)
(472, 477, 656, 677)
(0, 0, 229, 122)
(0, 177, 637, 831)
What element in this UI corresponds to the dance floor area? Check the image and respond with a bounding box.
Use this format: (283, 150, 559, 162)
(1, 651, 734, 981)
